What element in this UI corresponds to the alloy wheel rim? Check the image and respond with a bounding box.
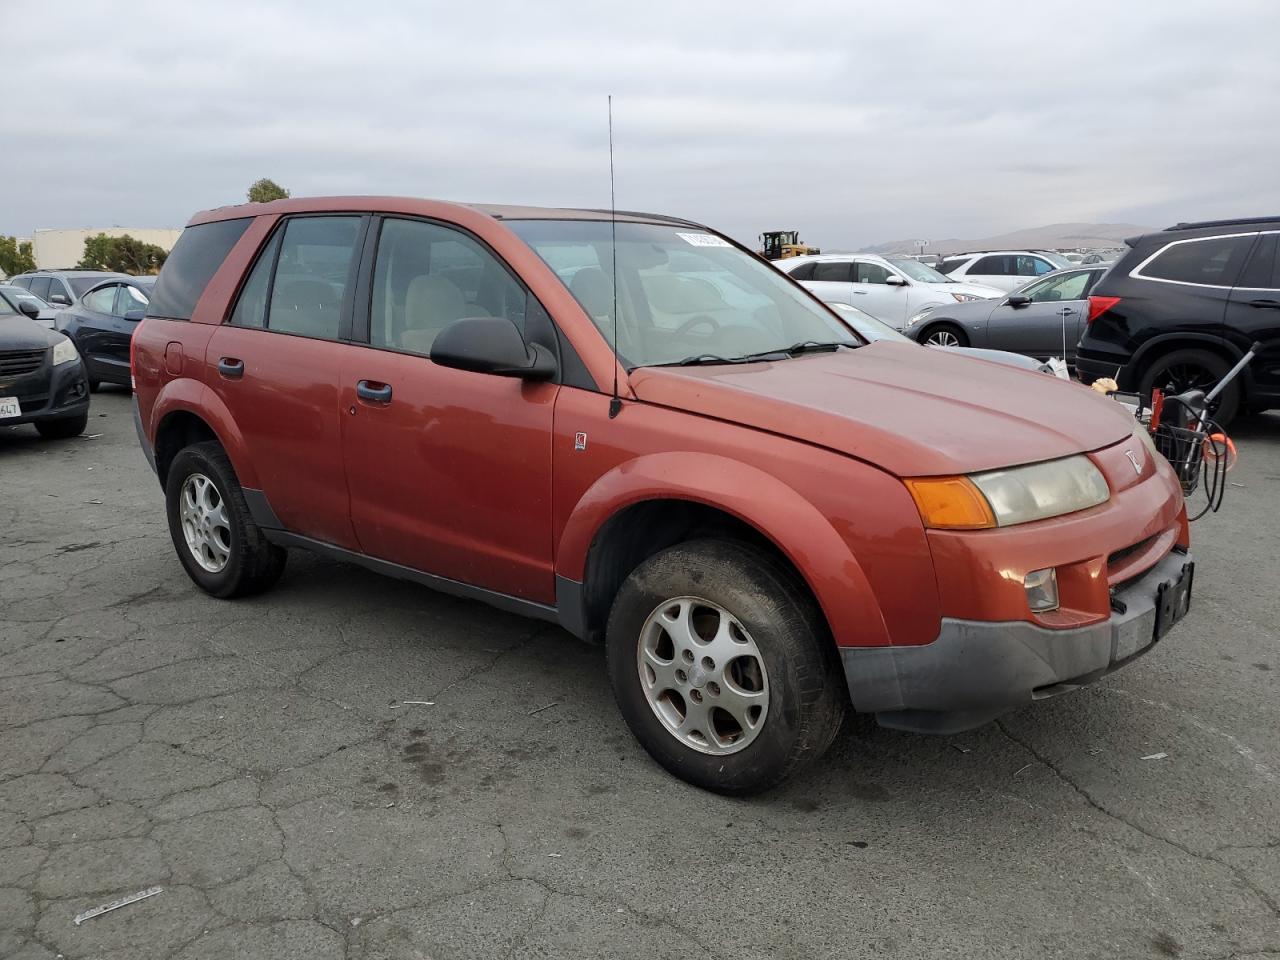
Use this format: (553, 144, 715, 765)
(636, 597, 769, 756)
(1156, 361, 1215, 395)
(926, 329, 960, 347)
(179, 473, 232, 573)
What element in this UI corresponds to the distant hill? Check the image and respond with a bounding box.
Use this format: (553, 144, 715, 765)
(861, 222, 1153, 256)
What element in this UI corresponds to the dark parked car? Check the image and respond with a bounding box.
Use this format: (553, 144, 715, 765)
(0, 284, 58, 328)
(8, 269, 126, 308)
(904, 266, 1110, 362)
(59, 275, 156, 390)
(0, 294, 91, 438)
(1077, 216, 1280, 423)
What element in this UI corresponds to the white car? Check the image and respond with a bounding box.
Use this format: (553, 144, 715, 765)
(935, 249, 1073, 293)
(778, 254, 1003, 329)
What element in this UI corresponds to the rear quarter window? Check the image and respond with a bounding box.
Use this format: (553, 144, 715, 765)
(147, 218, 253, 320)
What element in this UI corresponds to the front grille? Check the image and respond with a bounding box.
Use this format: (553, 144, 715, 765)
(0, 349, 46, 377)
(1108, 535, 1157, 571)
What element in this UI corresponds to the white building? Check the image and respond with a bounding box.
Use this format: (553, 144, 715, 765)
(31, 227, 183, 269)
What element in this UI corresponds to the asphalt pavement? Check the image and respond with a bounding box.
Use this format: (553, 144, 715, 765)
(1, 388, 1277, 960)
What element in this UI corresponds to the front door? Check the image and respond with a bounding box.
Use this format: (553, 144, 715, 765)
(340, 216, 557, 603)
(74, 283, 138, 383)
(205, 214, 367, 550)
(852, 260, 909, 326)
(985, 269, 1094, 360)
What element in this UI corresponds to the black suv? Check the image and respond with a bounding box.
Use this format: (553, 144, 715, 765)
(1077, 216, 1279, 423)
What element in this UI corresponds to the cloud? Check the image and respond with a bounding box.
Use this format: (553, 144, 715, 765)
(7, 0, 1279, 249)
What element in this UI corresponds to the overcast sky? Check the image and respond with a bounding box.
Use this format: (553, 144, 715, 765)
(8, 0, 1278, 249)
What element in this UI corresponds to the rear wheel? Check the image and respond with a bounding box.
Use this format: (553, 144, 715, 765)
(606, 539, 845, 795)
(921, 323, 968, 348)
(1139, 348, 1238, 425)
(165, 441, 286, 598)
(34, 412, 88, 439)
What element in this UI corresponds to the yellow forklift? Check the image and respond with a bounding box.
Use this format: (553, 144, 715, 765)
(759, 230, 820, 260)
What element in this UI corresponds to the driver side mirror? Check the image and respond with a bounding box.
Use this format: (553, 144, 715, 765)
(884, 275, 908, 287)
(124, 309, 146, 321)
(49, 293, 72, 306)
(431, 316, 556, 381)
(17, 300, 40, 319)
(1006, 295, 1031, 308)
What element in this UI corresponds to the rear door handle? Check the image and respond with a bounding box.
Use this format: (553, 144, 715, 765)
(1247, 298, 1280, 309)
(356, 380, 393, 404)
(218, 357, 244, 379)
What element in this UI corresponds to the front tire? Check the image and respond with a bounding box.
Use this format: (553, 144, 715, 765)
(35, 412, 88, 439)
(606, 539, 845, 795)
(920, 323, 968, 348)
(165, 441, 286, 598)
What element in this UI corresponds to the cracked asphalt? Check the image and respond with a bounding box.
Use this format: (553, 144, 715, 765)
(1, 388, 1278, 960)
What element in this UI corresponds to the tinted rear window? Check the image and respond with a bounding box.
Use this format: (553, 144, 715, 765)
(1140, 234, 1254, 286)
(147, 218, 253, 320)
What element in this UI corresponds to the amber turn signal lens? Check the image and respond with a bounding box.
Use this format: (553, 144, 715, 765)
(903, 477, 997, 530)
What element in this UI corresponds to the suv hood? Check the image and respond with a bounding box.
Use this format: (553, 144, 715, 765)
(629, 341, 1135, 476)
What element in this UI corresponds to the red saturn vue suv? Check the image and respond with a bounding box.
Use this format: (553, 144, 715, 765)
(132, 196, 1194, 793)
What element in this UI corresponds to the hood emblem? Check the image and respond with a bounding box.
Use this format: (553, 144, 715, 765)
(1124, 449, 1142, 475)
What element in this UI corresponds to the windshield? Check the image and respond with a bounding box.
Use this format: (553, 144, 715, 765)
(827, 302, 911, 343)
(1043, 251, 1072, 269)
(508, 220, 858, 367)
(887, 258, 951, 283)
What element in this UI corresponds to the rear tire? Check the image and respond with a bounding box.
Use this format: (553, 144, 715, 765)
(920, 323, 969, 348)
(1139, 348, 1239, 426)
(34, 412, 88, 439)
(165, 441, 286, 598)
(606, 539, 845, 795)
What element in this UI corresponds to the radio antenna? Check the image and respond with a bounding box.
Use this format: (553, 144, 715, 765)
(607, 95, 622, 419)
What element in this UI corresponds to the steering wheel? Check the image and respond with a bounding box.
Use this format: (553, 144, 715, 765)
(675, 314, 721, 336)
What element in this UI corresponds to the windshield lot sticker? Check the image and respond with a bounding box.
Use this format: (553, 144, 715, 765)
(677, 233, 732, 248)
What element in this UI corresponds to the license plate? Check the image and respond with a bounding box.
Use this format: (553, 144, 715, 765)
(0, 396, 20, 419)
(1153, 561, 1194, 641)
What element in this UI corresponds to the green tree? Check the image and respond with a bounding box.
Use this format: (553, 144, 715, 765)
(0, 236, 36, 277)
(76, 234, 169, 275)
(247, 178, 290, 203)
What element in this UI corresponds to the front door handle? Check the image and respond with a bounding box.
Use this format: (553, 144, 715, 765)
(1247, 298, 1280, 310)
(356, 380, 393, 404)
(217, 357, 244, 379)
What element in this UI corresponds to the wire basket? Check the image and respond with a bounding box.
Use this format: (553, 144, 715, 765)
(1152, 422, 1207, 495)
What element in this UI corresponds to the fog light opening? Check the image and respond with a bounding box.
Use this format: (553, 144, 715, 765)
(1025, 567, 1059, 613)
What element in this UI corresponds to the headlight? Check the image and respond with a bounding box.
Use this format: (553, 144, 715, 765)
(905, 309, 933, 329)
(951, 292, 984, 303)
(905, 454, 1110, 529)
(51, 336, 79, 366)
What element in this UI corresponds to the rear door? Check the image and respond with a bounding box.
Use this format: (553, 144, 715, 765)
(1227, 231, 1280, 401)
(964, 255, 1018, 292)
(339, 215, 558, 602)
(205, 214, 367, 549)
(804, 260, 855, 305)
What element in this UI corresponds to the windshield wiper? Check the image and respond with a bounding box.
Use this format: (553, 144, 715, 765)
(653, 353, 748, 367)
(730, 340, 855, 363)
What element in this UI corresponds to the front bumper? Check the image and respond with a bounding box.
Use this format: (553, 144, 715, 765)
(0, 358, 90, 425)
(841, 548, 1193, 734)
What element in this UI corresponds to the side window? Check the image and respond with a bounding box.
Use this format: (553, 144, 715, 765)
(114, 284, 148, 317)
(972, 255, 1011, 275)
(1238, 233, 1279, 289)
(83, 285, 118, 314)
(28, 277, 52, 300)
(1140, 234, 1255, 286)
(267, 217, 361, 339)
(788, 261, 816, 281)
(148, 217, 253, 320)
(370, 218, 527, 356)
(1018, 256, 1054, 276)
(229, 231, 283, 329)
(1028, 271, 1091, 302)
(812, 261, 852, 282)
(9, 277, 31, 290)
(854, 262, 892, 284)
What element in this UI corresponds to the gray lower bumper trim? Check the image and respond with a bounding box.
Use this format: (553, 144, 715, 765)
(133, 395, 157, 477)
(842, 550, 1192, 735)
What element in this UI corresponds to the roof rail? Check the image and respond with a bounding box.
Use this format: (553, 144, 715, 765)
(940, 248, 1060, 257)
(1167, 215, 1280, 231)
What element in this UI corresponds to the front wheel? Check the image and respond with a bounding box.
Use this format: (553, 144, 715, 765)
(606, 539, 846, 795)
(165, 441, 286, 598)
(920, 323, 968, 348)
